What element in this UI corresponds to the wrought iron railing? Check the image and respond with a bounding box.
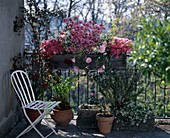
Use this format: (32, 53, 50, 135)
(56, 69, 170, 119)
(22, 51, 170, 118)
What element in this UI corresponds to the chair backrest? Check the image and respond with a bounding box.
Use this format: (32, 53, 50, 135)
(11, 70, 36, 107)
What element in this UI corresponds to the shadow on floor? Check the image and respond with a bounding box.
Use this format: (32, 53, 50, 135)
(5, 118, 170, 138)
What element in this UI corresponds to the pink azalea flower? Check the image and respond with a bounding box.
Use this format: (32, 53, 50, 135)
(86, 57, 92, 64)
(71, 58, 75, 63)
(59, 34, 65, 39)
(98, 67, 104, 73)
(108, 37, 133, 57)
(73, 66, 79, 73)
(88, 20, 93, 24)
(98, 65, 105, 73)
(103, 52, 107, 55)
(90, 92, 94, 97)
(63, 18, 68, 22)
(99, 42, 106, 53)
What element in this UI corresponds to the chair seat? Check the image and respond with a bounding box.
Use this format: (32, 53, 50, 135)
(25, 100, 60, 110)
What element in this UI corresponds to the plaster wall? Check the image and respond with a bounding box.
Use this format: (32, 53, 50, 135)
(0, 0, 24, 137)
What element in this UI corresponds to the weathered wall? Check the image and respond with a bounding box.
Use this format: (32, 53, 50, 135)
(0, 0, 24, 137)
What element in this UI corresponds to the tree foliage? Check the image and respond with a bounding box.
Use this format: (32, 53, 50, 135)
(130, 17, 170, 83)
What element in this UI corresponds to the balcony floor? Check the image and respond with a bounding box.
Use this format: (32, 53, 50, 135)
(5, 115, 170, 138)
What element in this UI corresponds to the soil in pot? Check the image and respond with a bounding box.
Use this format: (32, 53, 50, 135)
(96, 113, 114, 134)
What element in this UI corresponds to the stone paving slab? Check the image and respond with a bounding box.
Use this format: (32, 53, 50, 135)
(5, 117, 170, 138)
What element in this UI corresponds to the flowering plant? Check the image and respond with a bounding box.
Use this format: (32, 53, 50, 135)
(108, 37, 133, 58)
(39, 39, 64, 58)
(39, 16, 105, 56)
(61, 16, 106, 54)
(39, 17, 133, 72)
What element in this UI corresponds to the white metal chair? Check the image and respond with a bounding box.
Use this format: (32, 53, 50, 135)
(10, 70, 60, 138)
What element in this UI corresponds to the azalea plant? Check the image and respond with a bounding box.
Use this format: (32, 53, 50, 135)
(39, 39, 64, 58)
(37, 17, 133, 102)
(108, 37, 133, 58)
(39, 17, 133, 72)
(61, 16, 106, 54)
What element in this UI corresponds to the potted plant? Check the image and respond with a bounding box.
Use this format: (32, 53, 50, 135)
(96, 66, 155, 131)
(96, 102, 115, 134)
(50, 71, 78, 126)
(77, 91, 101, 128)
(40, 16, 133, 70)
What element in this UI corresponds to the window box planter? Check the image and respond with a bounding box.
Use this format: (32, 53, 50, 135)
(51, 54, 74, 69)
(50, 54, 126, 70)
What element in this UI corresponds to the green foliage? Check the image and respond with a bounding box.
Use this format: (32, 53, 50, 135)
(130, 17, 170, 83)
(113, 101, 154, 126)
(50, 72, 78, 109)
(95, 66, 144, 109)
(137, 75, 170, 117)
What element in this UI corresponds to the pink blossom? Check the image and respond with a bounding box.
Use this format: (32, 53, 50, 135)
(99, 41, 107, 53)
(98, 65, 105, 73)
(68, 17, 73, 22)
(63, 18, 68, 22)
(103, 52, 107, 55)
(59, 34, 66, 39)
(86, 57, 92, 64)
(74, 16, 78, 20)
(88, 20, 93, 24)
(98, 67, 105, 73)
(71, 58, 75, 63)
(59, 17, 106, 54)
(78, 20, 83, 24)
(90, 92, 94, 97)
(73, 66, 79, 73)
(108, 37, 133, 58)
(102, 65, 105, 69)
(39, 39, 64, 58)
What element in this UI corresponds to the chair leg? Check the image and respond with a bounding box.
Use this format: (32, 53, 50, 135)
(17, 113, 45, 138)
(17, 111, 58, 138)
(16, 124, 45, 138)
(16, 125, 32, 138)
(43, 118, 58, 136)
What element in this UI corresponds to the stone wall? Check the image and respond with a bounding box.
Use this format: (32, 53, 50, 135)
(0, 0, 24, 137)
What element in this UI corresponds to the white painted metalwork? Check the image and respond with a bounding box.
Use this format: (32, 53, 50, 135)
(11, 70, 60, 138)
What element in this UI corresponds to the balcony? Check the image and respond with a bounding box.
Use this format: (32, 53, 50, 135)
(6, 65, 170, 138)
(8, 50, 170, 137)
(5, 116, 170, 138)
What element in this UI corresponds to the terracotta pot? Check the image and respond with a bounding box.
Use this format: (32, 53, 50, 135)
(51, 108, 73, 126)
(25, 108, 44, 125)
(96, 113, 114, 134)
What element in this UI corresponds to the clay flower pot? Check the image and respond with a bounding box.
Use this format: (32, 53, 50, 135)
(96, 113, 114, 134)
(25, 108, 44, 125)
(51, 108, 73, 126)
